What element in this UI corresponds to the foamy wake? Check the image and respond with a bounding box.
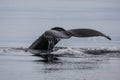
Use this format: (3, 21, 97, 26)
(0, 47, 32, 56)
(52, 47, 120, 58)
(0, 46, 120, 58)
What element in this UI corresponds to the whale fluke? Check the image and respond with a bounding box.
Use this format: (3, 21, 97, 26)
(29, 27, 111, 50)
(67, 29, 111, 40)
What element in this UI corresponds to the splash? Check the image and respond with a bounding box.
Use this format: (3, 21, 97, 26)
(0, 46, 120, 58)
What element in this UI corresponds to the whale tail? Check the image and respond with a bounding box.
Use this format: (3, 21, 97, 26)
(29, 27, 111, 50)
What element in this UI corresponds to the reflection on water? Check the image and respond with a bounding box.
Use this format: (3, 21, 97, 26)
(32, 57, 104, 80)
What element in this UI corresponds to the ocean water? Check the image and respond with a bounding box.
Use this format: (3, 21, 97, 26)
(0, 46, 120, 80)
(0, 0, 120, 80)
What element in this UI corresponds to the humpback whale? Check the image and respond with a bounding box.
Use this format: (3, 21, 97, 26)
(29, 27, 111, 51)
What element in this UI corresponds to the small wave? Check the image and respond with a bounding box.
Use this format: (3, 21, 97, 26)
(52, 47, 120, 58)
(0, 47, 32, 56)
(0, 47, 120, 58)
(52, 48, 90, 58)
(81, 47, 120, 58)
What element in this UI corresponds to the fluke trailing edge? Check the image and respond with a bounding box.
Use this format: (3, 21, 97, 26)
(29, 27, 111, 50)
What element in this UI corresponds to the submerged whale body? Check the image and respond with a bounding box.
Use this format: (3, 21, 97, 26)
(29, 27, 111, 51)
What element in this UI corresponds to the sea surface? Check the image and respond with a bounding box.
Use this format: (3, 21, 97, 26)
(0, 37, 120, 80)
(0, 0, 120, 80)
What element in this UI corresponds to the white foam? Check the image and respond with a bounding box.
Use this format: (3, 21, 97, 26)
(0, 47, 32, 56)
(0, 46, 120, 58)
